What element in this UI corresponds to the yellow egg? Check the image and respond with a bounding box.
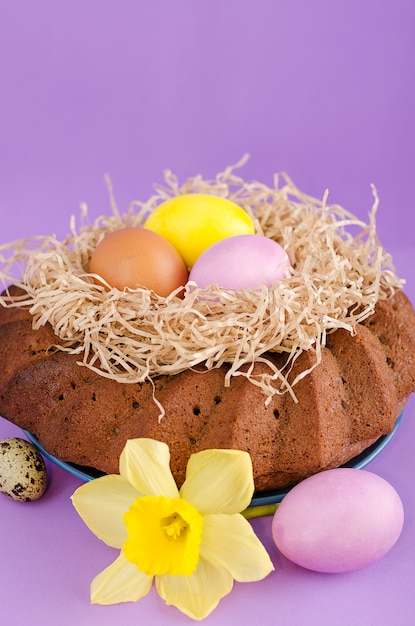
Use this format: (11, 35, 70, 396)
(89, 227, 188, 297)
(144, 194, 255, 269)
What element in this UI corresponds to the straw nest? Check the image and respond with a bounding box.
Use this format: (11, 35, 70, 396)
(0, 159, 403, 407)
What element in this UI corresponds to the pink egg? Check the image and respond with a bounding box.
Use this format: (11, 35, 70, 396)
(188, 234, 290, 290)
(272, 468, 404, 573)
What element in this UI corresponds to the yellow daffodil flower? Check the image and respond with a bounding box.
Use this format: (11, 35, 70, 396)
(71, 438, 274, 620)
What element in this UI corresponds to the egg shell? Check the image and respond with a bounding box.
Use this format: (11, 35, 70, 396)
(188, 234, 290, 290)
(272, 468, 404, 573)
(89, 227, 188, 297)
(144, 193, 255, 269)
(0, 438, 48, 502)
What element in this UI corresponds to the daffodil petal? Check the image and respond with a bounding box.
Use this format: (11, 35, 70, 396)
(199, 514, 274, 582)
(91, 552, 153, 605)
(155, 557, 233, 620)
(119, 438, 179, 498)
(180, 449, 254, 514)
(71, 475, 139, 548)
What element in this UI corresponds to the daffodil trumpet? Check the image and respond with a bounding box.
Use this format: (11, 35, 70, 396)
(71, 438, 274, 621)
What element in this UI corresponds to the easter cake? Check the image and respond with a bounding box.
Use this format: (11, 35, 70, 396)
(0, 163, 414, 493)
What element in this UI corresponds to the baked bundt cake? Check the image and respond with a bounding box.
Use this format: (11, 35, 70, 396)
(0, 286, 414, 491)
(0, 164, 414, 493)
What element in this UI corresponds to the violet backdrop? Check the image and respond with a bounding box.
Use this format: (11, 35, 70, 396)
(0, 2, 414, 625)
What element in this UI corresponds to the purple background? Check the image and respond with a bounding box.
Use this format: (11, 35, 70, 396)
(1, 1, 415, 624)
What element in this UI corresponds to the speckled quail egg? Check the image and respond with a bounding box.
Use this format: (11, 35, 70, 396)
(0, 438, 48, 501)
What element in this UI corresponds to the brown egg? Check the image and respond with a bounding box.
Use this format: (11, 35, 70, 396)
(89, 227, 188, 297)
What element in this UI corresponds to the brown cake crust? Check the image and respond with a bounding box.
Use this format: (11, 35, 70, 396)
(1, 287, 415, 492)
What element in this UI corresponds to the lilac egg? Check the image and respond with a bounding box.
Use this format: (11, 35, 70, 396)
(188, 234, 290, 290)
(271, 468, 404, 573)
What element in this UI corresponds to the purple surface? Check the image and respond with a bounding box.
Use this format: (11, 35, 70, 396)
(1, 1, 414, 624)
